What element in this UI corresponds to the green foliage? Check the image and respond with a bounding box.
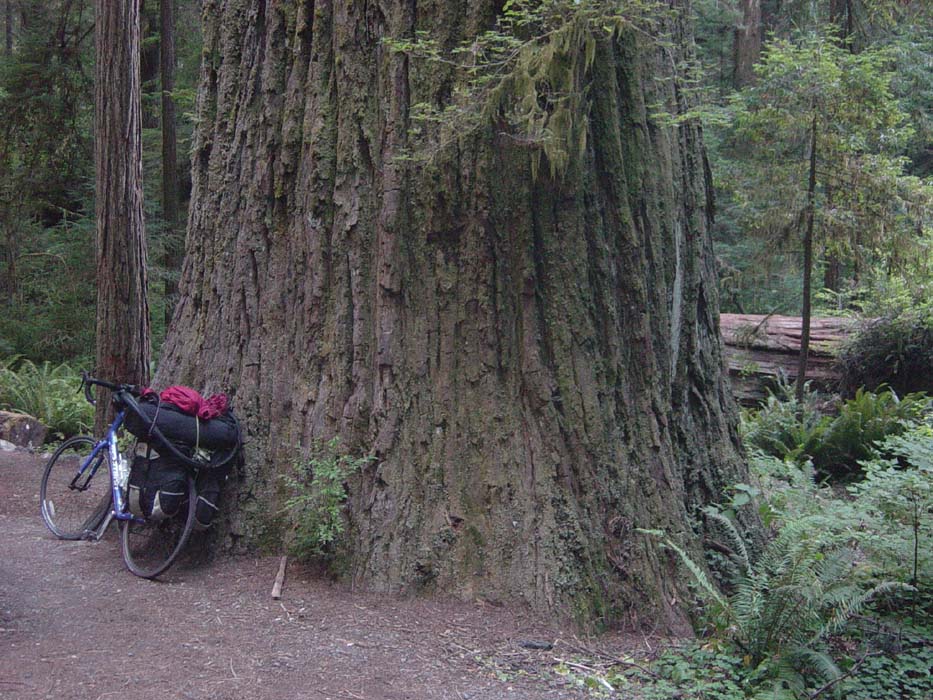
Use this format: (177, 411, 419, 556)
(652, 518, 910, 698)
(816, 388, 929, 475)
(725, 33, 929, 287)
(386, 0, 665, 177)
(0, 1, 97, 363)
(652, 500, 920, 698)
(280, 438, 373, 562)
(636, 415, 933, 699)
(615, 646, 747, 700)
(750, 423, 933, 593)
(700, 2, 933, 317)
(742, 384, 929, 477)
(0, 0, 203, 366)
(0, 358, 92, 439)
(740, 382, 827, 464)
(0, 214, 96, 364)
(841, 633, 933, 700)
(849, 424, 933, 586)
(839, 302, 933, 397)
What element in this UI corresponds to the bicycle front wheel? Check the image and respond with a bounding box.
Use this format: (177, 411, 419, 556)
(40, 436, 112, 540)
(120, 472, 197, 578)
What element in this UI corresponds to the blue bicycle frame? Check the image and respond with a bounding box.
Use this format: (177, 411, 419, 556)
(71, 409, 144, 531)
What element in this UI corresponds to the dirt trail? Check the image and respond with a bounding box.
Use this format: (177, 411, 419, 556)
(0, 450, 654, 700)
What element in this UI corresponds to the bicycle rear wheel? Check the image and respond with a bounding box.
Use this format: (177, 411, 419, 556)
(120, 472, 197, 578)
(40, 436, 112, 540)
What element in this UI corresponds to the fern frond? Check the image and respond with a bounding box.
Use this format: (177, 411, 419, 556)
(750, 676, 800, 700)
(704, 507, 752, 577)
(788, 647, 842, 687)
(816, 580, 913, 640)
(663, 537, 729, 611)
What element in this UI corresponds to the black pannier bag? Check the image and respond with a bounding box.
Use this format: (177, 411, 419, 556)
(128, 454, 188, 521)
(123, 392, 243, 528)
(195, 469, 224, 530)
(124, 396, 239, 451)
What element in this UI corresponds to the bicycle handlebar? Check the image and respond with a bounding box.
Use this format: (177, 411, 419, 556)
(80, 371, 140, 406)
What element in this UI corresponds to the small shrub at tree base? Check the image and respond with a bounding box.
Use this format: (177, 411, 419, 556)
(281, 438, 373, 562)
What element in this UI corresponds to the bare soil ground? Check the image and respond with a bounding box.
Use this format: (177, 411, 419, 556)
(0, 449, 663, 700)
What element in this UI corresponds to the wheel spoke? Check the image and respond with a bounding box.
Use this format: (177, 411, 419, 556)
(40, 436, 112, 540)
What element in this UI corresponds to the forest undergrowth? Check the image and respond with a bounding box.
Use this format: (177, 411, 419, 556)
(537, 385, 932, 699)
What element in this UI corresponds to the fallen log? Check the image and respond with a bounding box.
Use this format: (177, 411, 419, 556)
(720, 314, 858, 405)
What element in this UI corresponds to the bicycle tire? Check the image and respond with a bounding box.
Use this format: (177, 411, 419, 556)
(40, 435, 112, 540)
(120, 472, 197, 578)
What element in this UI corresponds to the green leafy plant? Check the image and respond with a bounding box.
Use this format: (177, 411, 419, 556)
(724, 33, 930, 401)
(815, 388, 929, 476)
(0, 357, 92, 439)
(849, 423, 933, 587)
(281, 438, 373, 561)
(740, 381, 829, 464)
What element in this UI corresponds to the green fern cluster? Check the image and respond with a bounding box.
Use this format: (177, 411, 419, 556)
(667, 515, 911, 698)
(0, 357, 92, 439)
(752, 421, 933, 588)
(742, 383, 929, 477)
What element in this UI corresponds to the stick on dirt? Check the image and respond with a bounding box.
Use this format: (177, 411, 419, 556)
(271, 556, 287, 599)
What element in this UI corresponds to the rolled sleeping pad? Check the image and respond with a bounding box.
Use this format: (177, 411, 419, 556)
(125, 398, 240, 451)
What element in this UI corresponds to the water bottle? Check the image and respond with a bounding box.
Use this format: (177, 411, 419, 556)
(113, 452, 131, 493)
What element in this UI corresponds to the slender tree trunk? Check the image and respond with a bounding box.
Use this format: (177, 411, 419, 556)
(733, 0, 761, 88)
(160, 0, 179, 327)
(822, 184, 840, 295)
(2, 225, 16, 302)
(94, 0, 150, 431)
(159, 0, 750, 626)
(140, 1, 160, 129)
(796, 119, 817, 404)
(4, 0, 12, 55)
(830, 0, 855, 45)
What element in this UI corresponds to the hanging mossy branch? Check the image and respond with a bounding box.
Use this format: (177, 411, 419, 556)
(386, 0, 668, 178)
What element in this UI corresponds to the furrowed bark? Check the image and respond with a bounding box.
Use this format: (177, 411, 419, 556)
(94, 0, 150, 428)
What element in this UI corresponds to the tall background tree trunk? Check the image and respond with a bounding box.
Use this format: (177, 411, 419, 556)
(159, 0, 749, 626)
(160, 0, 180, 327)
(94, 0, 150, 429)
(733, 0, 762, 87)
(140, 1, 160, 129)
(4, 0, 12, 55)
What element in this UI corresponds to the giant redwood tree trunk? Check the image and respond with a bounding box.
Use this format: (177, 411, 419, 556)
(159, 0, 748, 627)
